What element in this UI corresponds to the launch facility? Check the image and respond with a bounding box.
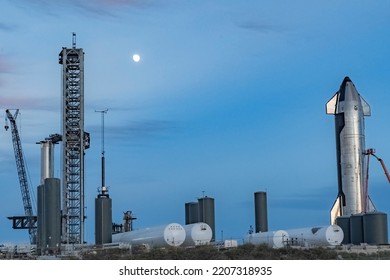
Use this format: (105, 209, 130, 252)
(1, 35, 390, 258)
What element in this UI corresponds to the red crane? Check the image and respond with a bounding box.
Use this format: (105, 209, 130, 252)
(363, 148, 390, 213)
(365, 148, 390, 183)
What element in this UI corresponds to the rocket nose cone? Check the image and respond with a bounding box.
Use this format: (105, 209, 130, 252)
(340, 76, 354, 93)
(343, 76, 352, 83)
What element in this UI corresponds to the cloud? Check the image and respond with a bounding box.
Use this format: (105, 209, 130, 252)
(0, 96, 59, 111)
(93, 0, 147, 7)
(0, 22, 17, 31)
(236, 20, 284, 33)
(113, 119, 177, 137)
(0, 56, 12, 87)
(11, 0, 154, 17)
(0, 56, 11, 73)
(94, 119, 179, 146)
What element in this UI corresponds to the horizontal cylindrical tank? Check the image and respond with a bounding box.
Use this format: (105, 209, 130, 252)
(112, 223, 186, 248)
(244, 230, 289, 248)
(284, 225, 344, 246)
(182, 222, 213, 246)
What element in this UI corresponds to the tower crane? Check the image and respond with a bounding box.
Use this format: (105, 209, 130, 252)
(4, 109, 37, 244)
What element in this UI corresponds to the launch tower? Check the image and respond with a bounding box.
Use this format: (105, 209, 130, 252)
(59, 33, 90, 244)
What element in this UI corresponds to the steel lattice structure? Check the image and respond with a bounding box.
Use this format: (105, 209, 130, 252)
(5, 109, 37, 244)
(58, 37, 89, 244)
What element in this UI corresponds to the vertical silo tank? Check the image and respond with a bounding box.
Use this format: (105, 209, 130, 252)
(350, 213, 364, 245)
(363, 212, 388, 245)
(44, 178, 61, 251)
(336, 216, 351, 244)
(244, 230, 289, 248)
(185, 202, 199, 224)
(182, 222, 212, 246)
(95, 189, 112, 245)
(37, 184, 45, 254)
(198, 196, 215, 241)
(40, 141, 54, 184)
(254, 191, 268, 233)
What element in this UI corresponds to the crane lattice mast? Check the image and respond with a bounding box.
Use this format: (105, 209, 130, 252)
(5, 109, 37, 244)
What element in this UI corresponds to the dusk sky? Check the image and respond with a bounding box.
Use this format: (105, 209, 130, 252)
(1, 0, 390, 244)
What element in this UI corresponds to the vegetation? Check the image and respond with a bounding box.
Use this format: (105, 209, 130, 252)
(77, 244, 390, 260)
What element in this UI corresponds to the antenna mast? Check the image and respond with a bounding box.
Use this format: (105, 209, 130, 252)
(95, 109, 108, 193)
(72, 32, 76, 48)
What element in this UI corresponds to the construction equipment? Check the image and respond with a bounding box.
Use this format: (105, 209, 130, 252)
(4, 109, 37, 244)
(365, 148, 390, 183)
(363, 148, 390, 212)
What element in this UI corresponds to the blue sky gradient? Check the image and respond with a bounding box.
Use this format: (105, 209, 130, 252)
(1, 0, 390, 244)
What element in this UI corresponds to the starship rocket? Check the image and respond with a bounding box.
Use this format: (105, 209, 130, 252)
(326, 76, 375, 224)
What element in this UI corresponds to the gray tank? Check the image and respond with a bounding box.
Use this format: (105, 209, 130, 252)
(37, 184, 45, 254)
(37, 178, 61, 254)
(40, 140, 54, 184)
(185, 202, 199, 224)
(336, 216, 351, 244)
(363, 212, 388, 245)
(254, 191, 268, 233)
(350, 213, 364, 245)
(198, 197, 215, 241)
(36, 136, 61, 254)
(44, 178, 61, 250)
(95, 189, 112, 245)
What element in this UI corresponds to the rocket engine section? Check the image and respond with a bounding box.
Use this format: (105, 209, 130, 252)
(326, 76, 375, 223)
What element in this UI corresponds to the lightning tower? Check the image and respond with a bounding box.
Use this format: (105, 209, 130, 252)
(59, 33, 90, 244)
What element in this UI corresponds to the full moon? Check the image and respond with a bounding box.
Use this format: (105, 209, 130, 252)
(132, 54, 141, 62)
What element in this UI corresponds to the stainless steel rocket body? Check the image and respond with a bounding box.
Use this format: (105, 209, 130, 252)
(326, 77, 372, 223)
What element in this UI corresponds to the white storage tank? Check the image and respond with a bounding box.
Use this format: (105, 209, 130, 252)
(244, 230, 289, 248)
(284, 225, 344, 247)
(182, 222, 212, 246)
(112, 223, 186, 248)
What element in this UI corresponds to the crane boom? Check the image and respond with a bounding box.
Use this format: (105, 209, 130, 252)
(5, 109, 37, 244)
(365, 148, 390, 183)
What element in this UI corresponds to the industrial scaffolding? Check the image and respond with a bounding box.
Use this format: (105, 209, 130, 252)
(58, 34, 89, 244)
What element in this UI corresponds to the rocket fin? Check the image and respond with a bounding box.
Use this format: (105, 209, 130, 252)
(326, 92, 339, 115)
(360, 96, 371, 116)
(330, 196, 342, 225)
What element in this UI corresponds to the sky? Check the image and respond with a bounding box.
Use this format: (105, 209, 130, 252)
(1, 0, 390, 245)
